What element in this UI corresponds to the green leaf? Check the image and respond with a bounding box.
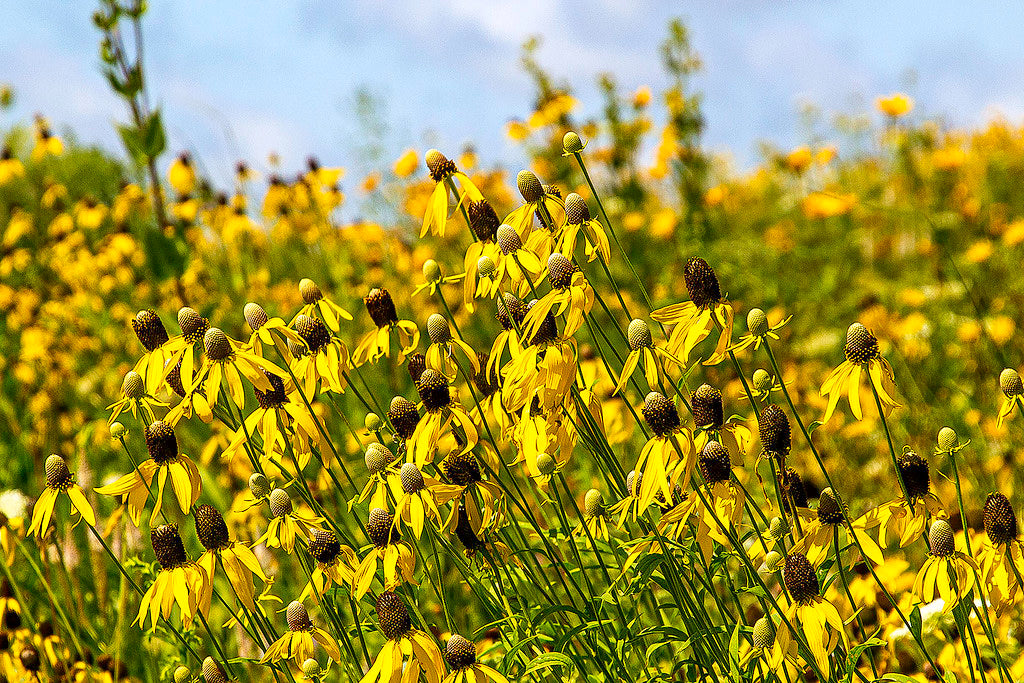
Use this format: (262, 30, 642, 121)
(728, 622, 741, 680)
(843, 637, 886, 683)
(117, 123, 145, 164)
(141, 109, 166, 158)
(808, 420, 824, 434)
(909, 605, 922, 642)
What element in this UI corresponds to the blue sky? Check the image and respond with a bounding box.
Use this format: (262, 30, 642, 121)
(5, 1, 1024, 187)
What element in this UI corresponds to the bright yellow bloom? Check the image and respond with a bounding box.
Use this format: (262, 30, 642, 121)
(997, 368, 1023, 427)
(913, 520, 979, 613)
(31, 117, 63, 160)
(979, 493, 1024, 615)
(293, 277, 353, 332)
(353, 509, 416, 600)
(775, 553, 848, 675)
(291, 314, 350, 396)
(651, 257, 734, 366)
(408, 370, 479, 468)
(361, 591, 445, 683)
(421, 149, 483, 238)
(106, 370, 166, 425)
(260, 601, 341, 665)
(194, 504, 267, 613)
(256, 488, 325, 554)
(521, 253, 594, 342)
(300, 528, 358, 601)
(859, 449, 945, 551)
(393, 148, 418, 177)
(27, 455, 95, 539)
(353, 287, 420, 366)
(876, 92, 914, 117)
(503, 170, 563, 244)
(391, 463, 450, 540)
(789, 488, 883, 569)
(136, 524, 208, 629)
(613, 319, 683, 396)
(820, 322, 899, 424)
(441, 635, 507, 683)
(168, 153, 197, 195)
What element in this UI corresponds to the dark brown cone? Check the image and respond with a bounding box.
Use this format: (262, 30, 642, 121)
(294, 314, 330, 352)
(309, 528, 341, 564)
(563, 193, 591, 225)
(166, 359, 186, 398)
(782, 467, 808, 510)
(367, 508, 398, 547)
(416, 369, 451, 412)
(816, 488, 845, 525)
(468, 200, 500, 242)
(691, 384, 724, 429)
(20, 645, 40, 672)
(388, 396, 420, 439)
(132, 310, 169, 351)
(376, 591, 412, 639)
(44, 455, 73, 489)
(698, 441, 731, 484)
(929, 520, 955, 557)
(526, 299, 558, 346)
(286, 601, 312, 631)
(455, 504, 485, 553)
(407, 353, 426, 383)
(496, 293, 527, 331)
(400, 463, 425, 494)
(897, 450, 930, 499)
(365, 288, 399, 328)
(547, 253, 576, 289)
(758, 404, 791, 456)
(984, 493, 1019, 545)
(683, 257, 721, 309)
(151, 524, 188, 570)
(145, 421, 178, 464)
(445, 635, 477, 670)
(844, 323, 880, 364)
(444, 451, 482, 486)
(254, 371, 287, 408)
(194, 504, 230, 551)
(783, 553, 819, 604)
(178, 307, 209, 343)
(642, 392, 680, 437)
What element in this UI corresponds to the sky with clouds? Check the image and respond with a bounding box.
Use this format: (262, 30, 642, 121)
(4, 1, 1024, 187)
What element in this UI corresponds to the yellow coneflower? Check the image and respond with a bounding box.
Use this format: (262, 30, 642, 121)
(612, 319, 683, 396)
(424, 313, 479, 382)
(461, 200, 504, 311)
(95, 421, 201, 525)
(353, 509, 416, 599)
(859, 449, 945, 550)
(27, 455, 95, 539)
(260, 601, 341, 666)
(421, 149, 483, 238)
(979, 493, 1024, 614)
(135, 524, 208, 629)
(913, 519, 979, 613)
(412, 259, 465, 299)
(503, 170, 563, 245)
(300, 528, 357, 601)
(820, 322, 900, 423)
(107, 370, 166, 425)
(168, 327, 287, 425)
(745, 368, 785, 403)
(494, 224, 543, 300)
(408, 370, 479, 467)
(521, 253, 593, 342)
(690, 383, 752, 458)
(31, 116, 63, 160)
(441, 634, 507, 683)
(255, 488, 325, 554)
(303, 156, 344, 188)
(500, 298, 577, 414)
(651, 257, 734, 366)
(244, 302, 303, 361)
(488, 294, 526, 379)
(775, 552, 848, 674)
(633, 392, 693, 511)
(73, 196, 108, 229)
(688, 441, 745, 565)
(392, 463, 453, 539)
(876, 92, 914, 118)
(162, 307, 213, 395)
(435, 451, 506, 537)
(997, 368, 1023, 427)
(352, 288, 419, 366)
(194, 504, 267, 613)
(574, 489, 610, 542)
(560, 193, 609, 263)
(293, 278, 352, 333)
(0, 146, 25, 186)
(130, 309, 177, 393)
(358, 442, 400, 510)
(360, 591, 445, 683)
(291, 314, 350, 396)
(168, 152, 197, 195)
(729, 307, 792, 354)
(789, 488, 883, 568)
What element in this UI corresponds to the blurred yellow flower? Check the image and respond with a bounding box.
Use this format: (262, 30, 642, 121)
(505, 120, 530, 141)
(802, 192, 855, 219)
(815, 146, 837, 165)
(633, 85, 652, 108)
(704, 185, 726, 207)
(650, 208, 676, 239)
(785, 147, 813, 173)
(933, 146, 966, 170)
(393, 148, 418, 177)
(986, 315, 1016, 345)
(876, 93, 914, 117)
(361, 172, 380, 193)
(1003, 219, 1024, 246)
(965, 240, 993, 263)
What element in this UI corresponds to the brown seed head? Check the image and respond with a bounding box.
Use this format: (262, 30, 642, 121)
(178, 307, 209, 343)
(151, 524, 188, 570)
(984, 493, 1019, 545)
(407, 353, 426, 383)
(517, 170, 544, 202)
(417, 369, 451, 412)
(132, 309, 169, 351)
(782, 467, 808, 509)
(400, 462, 425, 494)
(759, 404, 791, 455)
(563, 192, 591, 225)
(427, 314, 452, 344)
(194, 504, 231, 551)
(547, 252, 576, 289)
(444, 451, 482, 486)
(844, 323, 880, 364)
(244, 302, 269, 331)
(525, 298, 558, 346)
(44, 454, 73, 489)
(299, 278, 323, 304)
(468, 200, 500, 242)
(929, 519, 955, 557)
(425, 149, 456, 181)
(683, 257, 722, 309)
(642, 392, 680, 436)
(454, 504, 484, 552)
(145, 421, 178, 464)
(294, 314, 330, 352)
(203, 327, 232, 361)
(20, 645, 40, 672)
(365, 288, 398, 328)
(388, 396, 420, 439)
(376, 591, 412, 639)
(496, 293, 527, 330)
(269, 488, 292, 518)
(496, 224, 522, 255)
(698, 441, 731, 484)
(897, 450, 930, 499)
(691, 383, 724, 429)
(309, 528, 341, 565)
(367, 508, 397, 547)
(287, 601, 312, 631)
(254, 371, 287, 409)
(445, 635, 477, 670)
(1000, 368, 1023, 397)
(816, 488, 845, 525)
(783, 552, 819, 604)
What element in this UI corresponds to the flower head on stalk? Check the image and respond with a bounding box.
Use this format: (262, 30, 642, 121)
(574, 488, 610, 543)
(424, 313, 480, 382)
(975, 492, 1024, 617)
(820, 322, 900, 423)
(510, 392, 577, 483)
(520, 253, 594, 342)
(413, 259, 465, 299)
(167, 327, 287, 425)
(153, 307, 211, 396)
(859, 448, 945, 551)
(775, 552, 848, 674)
(435, 450, 506, 537)
(729, 307, 791, 353)
(672, 441, 745, 565)
(495, 224, 543, 299)
(612, 319, 683, 396)
(292, 277, 352, 333)
(632, 392, 694, 512)
(107, 370, 166, 425)
(392, 463, 452, 539)
(353, 508, 416, 599)
(997, 368, 1023, 427)
(744, 368, 785, 403)
(789, 488, 883, 569)
(291, 314, 350, 396)
(300, 528, 358, 601)
(651, 257, 734, 366)
(353, 287, 419, 366)
(461, 200, 505, 312)
(255, 488, 325, 554)
(244, 302, 303, 362)
(441, 634, 508, 683)
(421, 149, 484, 238)
(913, 519, 979, 613)
(129, 309, 177, 393)
(559, 193, 609, 263)
(27, 455, 95, 539)
(260, 601, 341, 666)
(358, 442, 401, 510)
(502, 170, 564, 248)
(500, 298, 577, 414)
(360, 591, 446, 683)
(488, 293, 526, 379)
(194, 504, 268, 613)
(408, 370, 479, 468)
(690, 382, 752, 457)
(135, 524, 209, 629)
(95, 421, 202, 526)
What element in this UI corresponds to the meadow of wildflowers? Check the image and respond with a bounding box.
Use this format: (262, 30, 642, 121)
(4, 5, 1024, 683)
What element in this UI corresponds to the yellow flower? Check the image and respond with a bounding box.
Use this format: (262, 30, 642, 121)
(876, 92, 914, 117)
(775, 553, 848, 674)
(135, 524, 209, 629)
(0, 147, 25, 186)
(785, 147, 813, 173)
(27, 456, 95, 539)
(260, 601, 341, 665)
(293, 277, 352, 333)
(997, 368, 1023, 427)
(168, 153, 197, 195)
(106, 370, 166, 425)
(243, 302, 303, 362)
(801, 191, 855, 219)
(632, 85, 652, 108)
(913, 519, 979, 613)
(74, 197, 108, 229)
(560, 193, 610, 263)
(353, 509, 416, 599)
(502, 170, 564, 244)
(574, 489, 610, 543)
(978, 493, 1024, 614)
(360, 591, 446, 683)
(435, 451, 505, 537)
(631, 392, 694, 512)
(194, 504, 267, 613)
(729, 307, 792, 354)
(820, 323, 900, 424)
(505, 120, 530, 141)
(31, 117, 63, 160)
(300, 529, 358, 601)
(358, 442, 401, 510)
(392, 463, 451, 540)
(291, 314, 350, 396)
(521, 254, 594, 343)
(441, 635, 507, 683)
(421, 149, 483, 238)
(408, 370, 479, 468)
(95, 421, 202, 526)
(859, 449, 946, 551)
(393, 148, 418, 177)
(788, 488, 884, 569)
(256, 488, 325, 554)
(651, 257, 734, 366)
(612, 319, 683, 396)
